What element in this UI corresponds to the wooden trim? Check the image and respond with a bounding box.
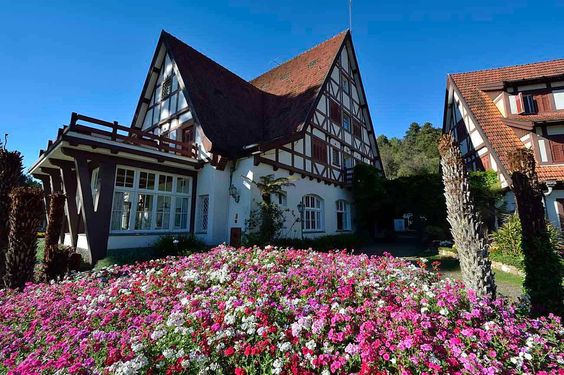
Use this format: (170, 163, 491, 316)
(255, 156, 344, 187)
(190, 175, 197, 234)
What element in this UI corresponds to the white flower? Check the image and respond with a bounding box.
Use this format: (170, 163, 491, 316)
(272, 358, 284, 374)
(306, 340, 316, 351)
(278, 342, 291, 352)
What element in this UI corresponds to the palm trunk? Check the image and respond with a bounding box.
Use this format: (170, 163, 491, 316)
(439, 135, 496, 299)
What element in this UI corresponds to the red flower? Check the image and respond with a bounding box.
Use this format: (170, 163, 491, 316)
(224, 346, 235, 356)
(235, 368, 246, 375)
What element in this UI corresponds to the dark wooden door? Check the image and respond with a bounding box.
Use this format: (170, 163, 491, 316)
(230, 227, 242, 247)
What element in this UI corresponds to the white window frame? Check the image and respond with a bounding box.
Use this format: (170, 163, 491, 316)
(302, 194, 324, 232)
(110, 166, 192, 234)
(336, 200, 351, 231)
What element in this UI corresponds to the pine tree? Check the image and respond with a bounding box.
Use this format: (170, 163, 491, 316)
(508, 149, 563, 316)
(438, 134, 496, 299)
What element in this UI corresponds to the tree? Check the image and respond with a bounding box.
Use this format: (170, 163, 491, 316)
(508, 149, 563, 316)
(4, 187, 44, 289)
(0, 147, 24, 280)
(438, 134, 496, 299)
(377, 122, 441, 179)
(243, 175, 295, 245)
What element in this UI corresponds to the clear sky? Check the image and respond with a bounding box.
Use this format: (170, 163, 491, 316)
(1, 0, 563, 168)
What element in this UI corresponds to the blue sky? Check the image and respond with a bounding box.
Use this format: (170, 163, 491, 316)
(1, 0, 563, 168)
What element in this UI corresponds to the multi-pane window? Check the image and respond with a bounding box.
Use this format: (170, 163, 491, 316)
(175, 197, 189, 230)
(303, 195, 323, 232)
(312, 137, 327, 164)
(135, 194, 154, 230)
(352, 119, 363, 140)
(341, 73, 350, 95)
(332, 147, 341, 166)
(198, 195, 209, 233)
(336, 200, 351, 231)
(554, 89, 564, 110)
(111, 191, 133, 231)
(110, 168, 191, 233)
(342, 113, 351, 131)
(329, 99, 341, 124)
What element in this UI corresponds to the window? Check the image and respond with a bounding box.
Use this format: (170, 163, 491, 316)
(110, 168, 191, 233)
(311, 137, 327, 164)
(302, 195, 323, 232)
(329, 100, 341, 124)
(139, 172, 155, 190)
(341, 73, 350, 95)
(332, 147, 341, 166)
(158, 174, 173, 192)
(198, 195, 209, 233)
(343, 154, 354, 169)
(162, 75, 173, 98)
(342, 113, 351, 131)
(336, 200, 351, 231)
(271, 191, 287, 206)
(177, 177, 190, 194)
(135, 194, 154, 230)
(115, 168, 134, 188)
(352, 119, 363, 140)
(111, 192, 132, 230)
(175, 197, 189, 229)
(523, 94, 536, 114)
(554, 89, 564, 110)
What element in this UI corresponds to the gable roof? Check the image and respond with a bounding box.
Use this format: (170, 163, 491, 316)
(149, 30, 348, 158)
(448, 59, 564, 182)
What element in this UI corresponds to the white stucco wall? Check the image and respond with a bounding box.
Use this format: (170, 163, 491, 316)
(544, 189, 564, 229)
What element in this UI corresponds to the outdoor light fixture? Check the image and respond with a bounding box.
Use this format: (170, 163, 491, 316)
(229, 184, 240, 203)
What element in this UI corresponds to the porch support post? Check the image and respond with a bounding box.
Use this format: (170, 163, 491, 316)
(60, 164, 79, 248)
(35, 174, 52, 225)
(41, 167, 63, 193)
(74, 157, 116, 265)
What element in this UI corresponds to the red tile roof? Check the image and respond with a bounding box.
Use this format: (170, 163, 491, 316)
(450, 59, 564, 182)
(161, 30, 347, 158)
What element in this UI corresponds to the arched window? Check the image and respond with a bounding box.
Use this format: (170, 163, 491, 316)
(336, 200, 351, 231)
(302, 195, 323, 232)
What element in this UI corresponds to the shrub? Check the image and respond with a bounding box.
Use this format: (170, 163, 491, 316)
(244, 202, 287, 246)
(153, 234, 207, 256)
(42, 246, 80, 282)
(490, 214, 522, 257)
(3, 187, 44, 289)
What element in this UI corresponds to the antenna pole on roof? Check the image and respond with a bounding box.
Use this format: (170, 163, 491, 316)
(348, 0, 352, 32)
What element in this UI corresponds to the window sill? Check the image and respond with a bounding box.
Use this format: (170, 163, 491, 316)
(303, 230, 325, 234)
(109, 229, 189, 236)
(336, 229, 352, 233)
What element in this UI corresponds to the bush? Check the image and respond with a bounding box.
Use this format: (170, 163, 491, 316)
(490, 214, 522, 257)
(272, 233, 367, 251)
(153, 234, 207, 256)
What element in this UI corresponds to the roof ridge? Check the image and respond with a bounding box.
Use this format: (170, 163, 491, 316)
(249, 30, 349, 83)
(161, 30, 261, 93)
(449, 57, 564, 77)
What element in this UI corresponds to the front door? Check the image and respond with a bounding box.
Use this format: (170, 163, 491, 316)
(230, 227, 242, 247)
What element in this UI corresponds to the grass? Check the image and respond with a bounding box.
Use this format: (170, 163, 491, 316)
(93, 247, 161, 270)
(422, 254, 524, 300)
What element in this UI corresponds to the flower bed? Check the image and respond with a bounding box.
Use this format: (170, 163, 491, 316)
(0, 246, 562, 374)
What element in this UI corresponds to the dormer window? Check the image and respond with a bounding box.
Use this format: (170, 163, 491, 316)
(523, 94, 537, 114)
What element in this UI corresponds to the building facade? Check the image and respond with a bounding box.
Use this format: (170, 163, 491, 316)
(29, 30, 382, 263)
(443, 59, 564, 229)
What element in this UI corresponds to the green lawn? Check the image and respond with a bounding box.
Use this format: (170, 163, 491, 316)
(424, 254, 524, 300)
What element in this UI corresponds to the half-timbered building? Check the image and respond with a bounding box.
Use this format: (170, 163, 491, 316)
(443, 59, 564, 230)
(29, 30, 381, 263)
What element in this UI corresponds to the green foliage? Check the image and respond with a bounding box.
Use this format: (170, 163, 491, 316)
(352, 164, 448, 240)
(244, 202, 287, 246)
(468, 170, 504, 227)
(153, 234, 207, 256)
(0, 148, 24, 279)
(272, 233, 368, 252)
(377, 122, 441, 179)
(242, 174, 294, 245)
(4, 187, 44, 289)
(490, 214, 522, 257)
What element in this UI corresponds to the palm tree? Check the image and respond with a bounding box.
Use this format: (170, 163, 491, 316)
(438, 134, 496, 299)
(242, 174, 295, 204)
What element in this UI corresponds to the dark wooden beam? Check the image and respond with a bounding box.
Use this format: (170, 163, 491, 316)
(75, 157, 116, 264)
(190, 175, 198, 234)
(61, 147, 198, 177)
(59, 166, 80, 248)
(41, 167, 63, 193)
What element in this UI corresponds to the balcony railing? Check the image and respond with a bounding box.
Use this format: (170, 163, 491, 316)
(67, 112, 197, 158)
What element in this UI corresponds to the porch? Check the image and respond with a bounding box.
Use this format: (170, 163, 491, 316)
(29, 113, 203, 264)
